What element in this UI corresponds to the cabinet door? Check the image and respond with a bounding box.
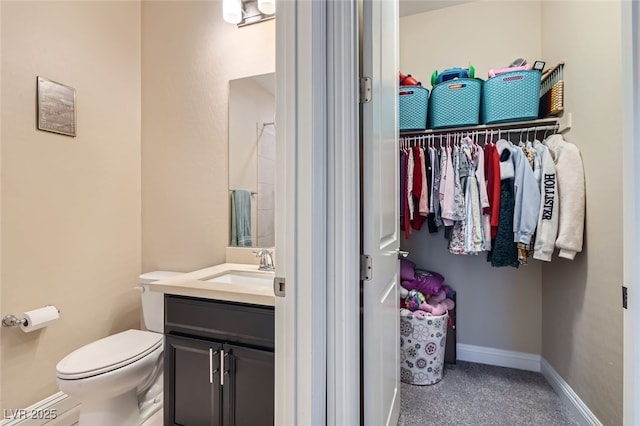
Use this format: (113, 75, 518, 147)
(222, 344, 274, 426)
(165, 335, 223, 426)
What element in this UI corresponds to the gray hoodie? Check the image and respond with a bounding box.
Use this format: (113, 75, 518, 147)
(509, 144, 541, 245)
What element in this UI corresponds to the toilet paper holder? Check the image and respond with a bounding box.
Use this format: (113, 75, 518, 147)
(2, 314, 26, 327)
(2, 306, 60, 328)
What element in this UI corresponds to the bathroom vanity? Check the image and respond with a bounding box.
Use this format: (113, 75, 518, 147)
(151, 263, 276, 426)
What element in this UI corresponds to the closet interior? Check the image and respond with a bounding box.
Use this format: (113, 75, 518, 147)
(394, 1, 624, 423)
(398, 1, 578, 371)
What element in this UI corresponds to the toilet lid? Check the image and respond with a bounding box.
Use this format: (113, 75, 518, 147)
(56, 329, 163, 380)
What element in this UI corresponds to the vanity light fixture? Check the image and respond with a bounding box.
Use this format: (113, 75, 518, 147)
(223, 0, 242, 25)
(257, 0, 275, 15)
(223, 0, 275, 27)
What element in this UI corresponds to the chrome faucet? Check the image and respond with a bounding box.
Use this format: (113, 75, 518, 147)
(254, 249, 275, 271)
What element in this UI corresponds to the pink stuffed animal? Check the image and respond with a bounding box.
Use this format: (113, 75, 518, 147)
(416, 288, 455, 316)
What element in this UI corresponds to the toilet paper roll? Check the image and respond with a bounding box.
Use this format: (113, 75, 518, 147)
(19, 306, 60, 333)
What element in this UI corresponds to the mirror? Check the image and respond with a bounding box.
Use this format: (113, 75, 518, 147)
(228, 72, 275, 247)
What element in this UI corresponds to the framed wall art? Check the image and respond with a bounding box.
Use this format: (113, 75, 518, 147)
(37, 76, 76, 137)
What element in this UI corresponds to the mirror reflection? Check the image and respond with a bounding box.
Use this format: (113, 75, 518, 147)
(228, 72, 275, 247)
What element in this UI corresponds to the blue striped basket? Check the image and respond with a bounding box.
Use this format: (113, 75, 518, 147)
(482, 70, 541, 124)
(428, 78, 482, 129)
(399, 85, 429, 131)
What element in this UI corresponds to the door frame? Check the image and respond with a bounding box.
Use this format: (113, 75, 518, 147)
(280, 1, 639, 424)
(275, 0, 328, 424)
(275, 0, 361, 424)
(622, 0, 639, 424)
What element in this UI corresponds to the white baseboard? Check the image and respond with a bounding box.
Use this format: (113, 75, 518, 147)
(540, 358, 603, 426)
(456, 343, 541, 372)
(1, 392, 79, 426)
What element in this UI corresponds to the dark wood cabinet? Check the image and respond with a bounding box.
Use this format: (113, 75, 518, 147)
(164, 295, 275, 426)
(165, 335, 223, 426)
(222, 343, 274, 426)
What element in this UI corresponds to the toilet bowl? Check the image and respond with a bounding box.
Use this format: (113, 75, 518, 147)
(56, 271, 182, 426)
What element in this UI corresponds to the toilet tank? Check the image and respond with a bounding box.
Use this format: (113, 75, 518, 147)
(139, 271, 184, 333)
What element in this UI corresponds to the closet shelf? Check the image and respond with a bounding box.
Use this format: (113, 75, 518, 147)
(399, 117, 560, 137)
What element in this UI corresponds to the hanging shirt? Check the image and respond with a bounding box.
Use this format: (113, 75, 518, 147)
(411, 146, 426, 230)
(484, 143, 501, 240)
(418, 147, 429, 216)
(544, 134, 585, 260)
(407, 148, 415, 221)
(532, 140, 559, 262)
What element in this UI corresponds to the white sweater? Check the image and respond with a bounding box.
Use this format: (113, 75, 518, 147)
(532, 141, 559, 261)
(544, 134, 586, 260)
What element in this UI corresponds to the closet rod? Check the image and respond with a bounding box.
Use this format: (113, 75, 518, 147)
(399, 117, 559, 137)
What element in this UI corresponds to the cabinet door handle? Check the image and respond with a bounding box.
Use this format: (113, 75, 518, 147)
(220, 350, 225, 386)
(209, 349, 218, 384)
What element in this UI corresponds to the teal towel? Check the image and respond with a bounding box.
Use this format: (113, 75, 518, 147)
(231, 190, 252, 247)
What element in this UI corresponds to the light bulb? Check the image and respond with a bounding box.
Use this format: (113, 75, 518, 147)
(257, 0, 275, 15)
(223, 0, 242, 24)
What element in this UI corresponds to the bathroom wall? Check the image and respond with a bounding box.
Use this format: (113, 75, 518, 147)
(0, 1, 142, 411)
(399, 0, 544, 354)
(141, 1, 275, 272)
(540, 2, 623, 424)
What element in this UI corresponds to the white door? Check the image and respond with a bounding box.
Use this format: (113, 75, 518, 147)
(361, 0, 400, 425)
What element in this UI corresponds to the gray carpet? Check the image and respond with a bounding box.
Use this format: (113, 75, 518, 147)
(398, 362, 579, 426)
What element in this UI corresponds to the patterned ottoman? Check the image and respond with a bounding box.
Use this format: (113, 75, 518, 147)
(400, 310, 448, 385)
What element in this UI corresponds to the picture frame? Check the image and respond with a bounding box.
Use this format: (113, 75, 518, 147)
(37, 76, 76, 137)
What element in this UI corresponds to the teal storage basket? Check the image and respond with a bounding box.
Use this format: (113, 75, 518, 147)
(429, 78, 482, 129)
(399, 85, 429, 131)
(482, 70, 541, 124)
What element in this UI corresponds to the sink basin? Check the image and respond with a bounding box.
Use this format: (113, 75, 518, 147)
(204, 270, 274, 287)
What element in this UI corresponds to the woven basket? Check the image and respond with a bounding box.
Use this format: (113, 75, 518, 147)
(539, 63, 565, 117)
(428, 78, 482, 129)
(482, 69, 541, 124)
(399, 85, 429, 131)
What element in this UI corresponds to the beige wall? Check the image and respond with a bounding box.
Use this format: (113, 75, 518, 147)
(0, 1, 142, 411)
(540, 2, 623, 424)
(141, 1, 275, 273)
(399, 1, 544, 354)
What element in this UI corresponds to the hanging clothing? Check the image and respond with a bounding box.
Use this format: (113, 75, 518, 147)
(532, 140, 559, 261)
(545, 134, 586, 260)
(451, 145, 467, 221)
(407, 148, 415, 221)
(418, 147, 429, 217)
(401, 150, 411, 239)
(440, 146, 455, 226)
(491, 141, 519, 268)
(485, 143, 502, 241)
(398, 125, 576, 266)
(474, 141, 492, 250)
(411, 147, 426, 230)
(430, 147, 443, 231)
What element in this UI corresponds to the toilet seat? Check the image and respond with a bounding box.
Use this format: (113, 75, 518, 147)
(56, 329, 163, 380)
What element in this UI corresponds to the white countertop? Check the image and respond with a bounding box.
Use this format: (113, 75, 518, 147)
(149, 263, 276, 306)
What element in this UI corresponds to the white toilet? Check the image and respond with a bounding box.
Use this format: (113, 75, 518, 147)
(56, 271, 182, 426)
